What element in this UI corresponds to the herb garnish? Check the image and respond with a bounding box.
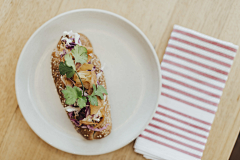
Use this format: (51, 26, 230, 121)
(87, 84, 108, 106)
(59, 45, 88, 95)
(72, 45, 88, 64)
(62, 86, 87, 108)
(59, 45, 108, 108)
(59, 61, 75, 78)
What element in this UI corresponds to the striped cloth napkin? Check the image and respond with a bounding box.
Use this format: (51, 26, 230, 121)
(134, 25, 238, 160)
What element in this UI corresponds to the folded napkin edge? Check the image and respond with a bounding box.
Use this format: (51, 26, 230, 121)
(173, 24, 239, 50)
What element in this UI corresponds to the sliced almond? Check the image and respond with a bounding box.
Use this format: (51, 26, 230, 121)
(80, 121, 98, 125)
(94, 115, 105, 128)
(80, 64, 94, 71)
(74, 71, 97, 89)
(61, 75, 74, 87)
(74, 71, 91, 83)
(91, 71, 97, 87)
(90, 105, 103, 115)
(97, 97, 104, 106)
(87, 54, 92, 62)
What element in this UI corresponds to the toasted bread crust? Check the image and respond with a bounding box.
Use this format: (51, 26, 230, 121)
(51, 33, 112, 140)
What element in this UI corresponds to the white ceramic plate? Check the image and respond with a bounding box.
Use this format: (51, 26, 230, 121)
(15, 9, 161, 155)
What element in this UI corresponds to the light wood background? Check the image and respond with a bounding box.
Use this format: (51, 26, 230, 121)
(1, 0, 240, 159)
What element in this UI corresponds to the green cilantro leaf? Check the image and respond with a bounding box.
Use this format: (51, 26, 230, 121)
(71, 45, 88, 64)
(88, 84, 108, 106)
(92, 84, 97, 94)
(62, 86, 81, 105)
(62, 86, 87, 108)
(59, 62, 75, 78)
(88, 95, 98, 106)
(76, 87, 83, 98)
(95, 85, 108, 99)
(77, 97, 87, 109)
(65, 54, 76, 70)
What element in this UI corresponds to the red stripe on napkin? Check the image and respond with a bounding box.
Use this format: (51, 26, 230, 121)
(170, 37, 234, 60)
(173, 29, 237, 52)
(148, 123, 206, 145)
(161, 92, 216, 114)
(158, 105, 212, 126)
(140, 135, 202, 159)
(167, 44, 231, 67)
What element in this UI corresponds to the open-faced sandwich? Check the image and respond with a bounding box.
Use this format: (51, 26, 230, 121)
(51, 31, 111, 140)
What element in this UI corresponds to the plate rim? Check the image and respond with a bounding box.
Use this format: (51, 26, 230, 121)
(15, 8, 162, 155)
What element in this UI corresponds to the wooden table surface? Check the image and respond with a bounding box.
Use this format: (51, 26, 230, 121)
(1, 0, 240, 159)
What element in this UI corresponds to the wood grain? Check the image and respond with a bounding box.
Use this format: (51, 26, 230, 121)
(1, 0, 240, 159)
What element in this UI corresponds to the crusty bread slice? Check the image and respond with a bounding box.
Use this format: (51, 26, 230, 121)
(51, 33, 112, 140)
